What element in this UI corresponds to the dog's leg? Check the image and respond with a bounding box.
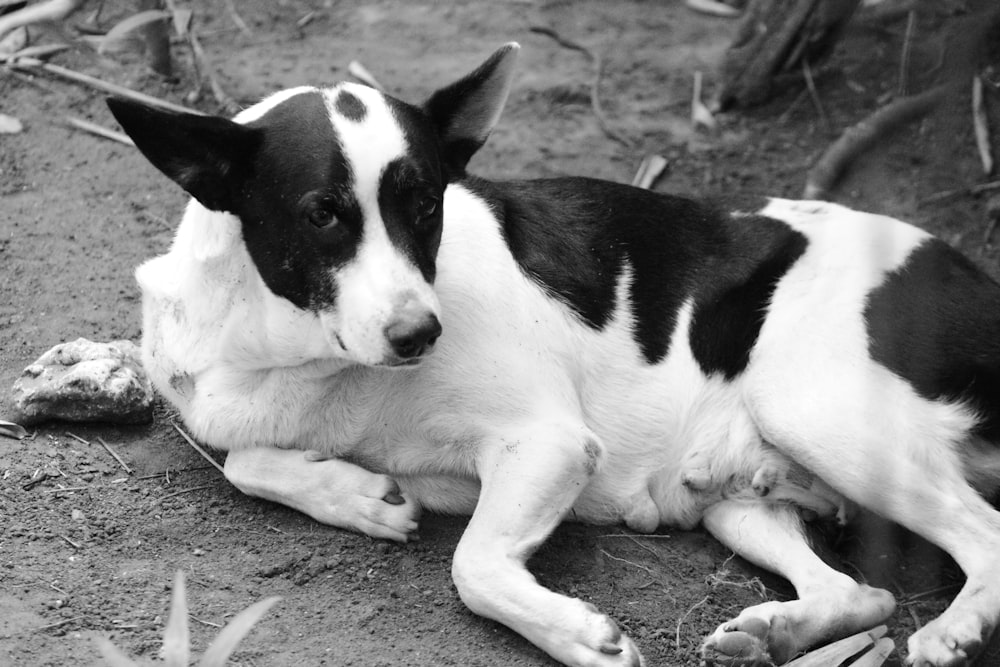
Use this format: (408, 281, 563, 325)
(700, 501, 895, 665)
(750, 384, 1000, 665)
(452, 421, 643, 667)
(814, 459, 1000, 667)
(224, 447, 420, 542)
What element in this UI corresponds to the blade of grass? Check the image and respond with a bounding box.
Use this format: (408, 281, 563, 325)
(196, 596, 281, 667)
(92, 635, 140, 667)
(163, 570, 190, 667)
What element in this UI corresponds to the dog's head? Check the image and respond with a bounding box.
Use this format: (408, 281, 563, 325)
(109, 44, 519, 367)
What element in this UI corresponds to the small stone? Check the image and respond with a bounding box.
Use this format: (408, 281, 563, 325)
(0, 113, 22, 135)
(71, 509, 85, 522)
(10, 338, 154, 425)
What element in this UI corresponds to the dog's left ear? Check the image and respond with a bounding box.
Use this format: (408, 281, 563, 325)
(423, 42, 520, 175)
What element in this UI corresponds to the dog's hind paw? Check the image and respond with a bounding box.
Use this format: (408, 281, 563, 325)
(906, 609, 988, 667)
(701, 617, 774, 667)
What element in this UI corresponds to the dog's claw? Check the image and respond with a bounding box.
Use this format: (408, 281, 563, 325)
(383, 491, 405, 505)
(600, 642, 623, 655)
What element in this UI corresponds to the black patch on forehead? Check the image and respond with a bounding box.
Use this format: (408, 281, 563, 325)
(236, 89, 363, 311)
(866, 238, 1000, 440)
(335, 89, 367, 122)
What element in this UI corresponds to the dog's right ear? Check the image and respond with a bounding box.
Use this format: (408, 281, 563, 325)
(423, 43, 520, 176)
(107, 98, 260, 213)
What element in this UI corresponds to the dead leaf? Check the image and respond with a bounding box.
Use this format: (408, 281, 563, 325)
(0, 419, 27, 439)
(686, 0, 742, 18)
(0, 24, 26, 57)
(171, 8, 192, 39)
(95, 9, 171, 55)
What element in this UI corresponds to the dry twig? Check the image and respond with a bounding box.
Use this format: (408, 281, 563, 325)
(11, 55, 204, 114)
(973, 74, 993, 174)
(36, 616, 82, 632)
(801, 59, 829, 130)
(921, 179, 1000, 205)
(347, 59, 385, 92)
(163, 0, 239, 114)
(65, 116, 134, 145)
(170, 421, 225, 474)
(674, 594, 710, 650)
(898, 10, 916, 97)
(223, 0, 252, 37)
(530, 25, 634, 149)
(691, 70, 717, 130)
(784, 625, 893, 666)
(97, 436, 133, 474)
(599, 548, 657, 576)
(0, 43, 70, 63)
(152, 484, 212, 506)
(804, 84, 950, 199)
(631, 154, 668, 189)
(0, 0, 82, 41)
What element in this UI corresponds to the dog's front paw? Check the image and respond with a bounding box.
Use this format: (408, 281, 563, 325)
(295, 452, 421, 542)
(346, 472, 421, 543)
(546, 600, 645, 667)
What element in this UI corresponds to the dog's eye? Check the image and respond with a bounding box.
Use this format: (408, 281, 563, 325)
(308, 207, 338, 229)
(415, 197, 438, 225)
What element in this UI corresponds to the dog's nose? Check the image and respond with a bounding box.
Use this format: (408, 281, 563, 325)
(385, 313, 442, 360)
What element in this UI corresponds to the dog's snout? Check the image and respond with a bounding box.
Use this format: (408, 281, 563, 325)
(385, 312, 442, 360)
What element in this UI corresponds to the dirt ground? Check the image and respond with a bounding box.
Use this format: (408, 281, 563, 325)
(2, 1, 1000, 665)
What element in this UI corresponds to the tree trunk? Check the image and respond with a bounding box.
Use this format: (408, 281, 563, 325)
(713, 0, 860, 110)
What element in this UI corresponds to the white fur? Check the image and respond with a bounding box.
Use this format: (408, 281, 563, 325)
(321, 83, 442, 365)
(136, 92, 1000, 667)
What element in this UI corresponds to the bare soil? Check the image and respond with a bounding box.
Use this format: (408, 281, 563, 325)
(2, 1, 999, 665)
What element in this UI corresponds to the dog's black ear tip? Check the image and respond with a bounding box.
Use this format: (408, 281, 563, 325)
(105, 96, 145, 124)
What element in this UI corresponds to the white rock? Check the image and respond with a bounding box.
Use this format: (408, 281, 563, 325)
(11, 338, 154, 425)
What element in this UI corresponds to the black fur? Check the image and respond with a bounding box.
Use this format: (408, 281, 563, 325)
(689, 215, 808, 379)
(235, 90, 365, 311)
(469, 179, 806, 368)
(422, 43, 518, 177)
(107, 97, 260, 214)
(866, 238, 1000, 440)
(335, 89, 368, 122)
(378, 158, 444, 283)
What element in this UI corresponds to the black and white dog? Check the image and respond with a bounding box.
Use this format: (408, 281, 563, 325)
(108, 44, 1000, 667)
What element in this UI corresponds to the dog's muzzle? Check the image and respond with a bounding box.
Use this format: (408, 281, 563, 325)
(384, 311, 442, 363)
